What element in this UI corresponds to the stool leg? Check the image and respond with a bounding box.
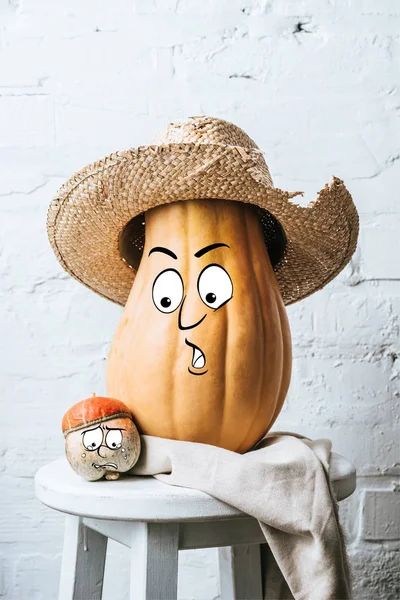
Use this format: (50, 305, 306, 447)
(218, 544, 263, 600)
(129, 522, 179, 600)
(59, 515, 108, 600)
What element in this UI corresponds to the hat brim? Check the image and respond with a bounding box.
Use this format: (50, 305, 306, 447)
(47, 143, 358, 306)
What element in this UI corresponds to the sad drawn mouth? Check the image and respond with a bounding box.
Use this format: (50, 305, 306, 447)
(185, 338, 208, 375)
(92, 463, 118, 469)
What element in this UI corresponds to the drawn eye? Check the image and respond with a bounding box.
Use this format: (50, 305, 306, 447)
(152, 269, 184, 313)
(198, 264, 233, 309)
(82, 427, 103, 451)
(105, 429, 123, 450)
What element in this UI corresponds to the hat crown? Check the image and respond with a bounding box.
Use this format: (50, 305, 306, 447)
(152, 116, 259, 149)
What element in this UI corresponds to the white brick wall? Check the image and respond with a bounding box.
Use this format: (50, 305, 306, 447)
(362, 489, 400, 541)
(1, 1, 399, 598)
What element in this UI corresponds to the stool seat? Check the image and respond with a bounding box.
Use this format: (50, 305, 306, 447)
(35, 451, 356, 599)
(35, 452, 355, 523)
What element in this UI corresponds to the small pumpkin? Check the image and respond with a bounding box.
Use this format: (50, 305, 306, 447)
(62, 395, 141, 481)
(106, 199, 292, 453)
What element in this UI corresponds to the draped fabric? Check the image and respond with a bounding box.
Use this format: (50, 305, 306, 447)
(132, 431, 352, 600)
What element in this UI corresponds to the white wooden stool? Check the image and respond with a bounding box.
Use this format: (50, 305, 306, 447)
(35, 453, 355, 600)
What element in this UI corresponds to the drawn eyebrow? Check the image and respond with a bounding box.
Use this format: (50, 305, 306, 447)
(81, 425, 102, 436)
(148, 246, 177, 259)
(194, 243, 230, 258)
(104, 426, 126, 431)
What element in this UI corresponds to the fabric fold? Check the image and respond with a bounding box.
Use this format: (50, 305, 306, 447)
(132, 431, 352, 600)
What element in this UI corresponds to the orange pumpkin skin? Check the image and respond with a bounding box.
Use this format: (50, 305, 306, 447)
(106, 199, 292, 453)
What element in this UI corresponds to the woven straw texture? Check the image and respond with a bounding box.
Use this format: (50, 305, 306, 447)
(47, 116, 359, 306)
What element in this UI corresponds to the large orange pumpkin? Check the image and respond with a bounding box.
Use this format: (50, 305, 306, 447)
(106, 198, 292, 453)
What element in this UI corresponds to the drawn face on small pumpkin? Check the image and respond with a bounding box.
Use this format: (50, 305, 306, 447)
(150, 243, 233, 376)
(62, 397, 141, 481)
(65, 417, 140, 481)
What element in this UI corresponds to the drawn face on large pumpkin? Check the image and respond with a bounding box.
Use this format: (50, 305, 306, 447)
(106, 199, 292, 453)
(150, 240, 233, 376)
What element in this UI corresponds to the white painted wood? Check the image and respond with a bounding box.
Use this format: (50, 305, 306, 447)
(83, 517, 132, 548)
(82, 516, 264, 551)
(329, 453, 356, 501)
(35, 459, 242, 521)
(37, 452, 355, 599)
(219, 545, 263, 600)
(59, 515, 107, 600)
(130, 522, 179, 600)
(219, 546, 235, 600)
(59, 515, 80, 600)
(179, 518, 265, 550)
(81, 516, 265, 551)
(35, 452, 356, 523)
(261, 544, 292, 600)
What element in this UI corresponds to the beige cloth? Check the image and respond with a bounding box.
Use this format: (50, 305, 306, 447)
(132, 431, 352, 600)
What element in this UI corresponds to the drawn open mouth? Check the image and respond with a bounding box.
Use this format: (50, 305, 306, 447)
(185, 338, 207, 375)
(92, 463, 118, 469)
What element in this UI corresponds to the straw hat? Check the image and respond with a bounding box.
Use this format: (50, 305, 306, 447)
(47, 115, 358, 306)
